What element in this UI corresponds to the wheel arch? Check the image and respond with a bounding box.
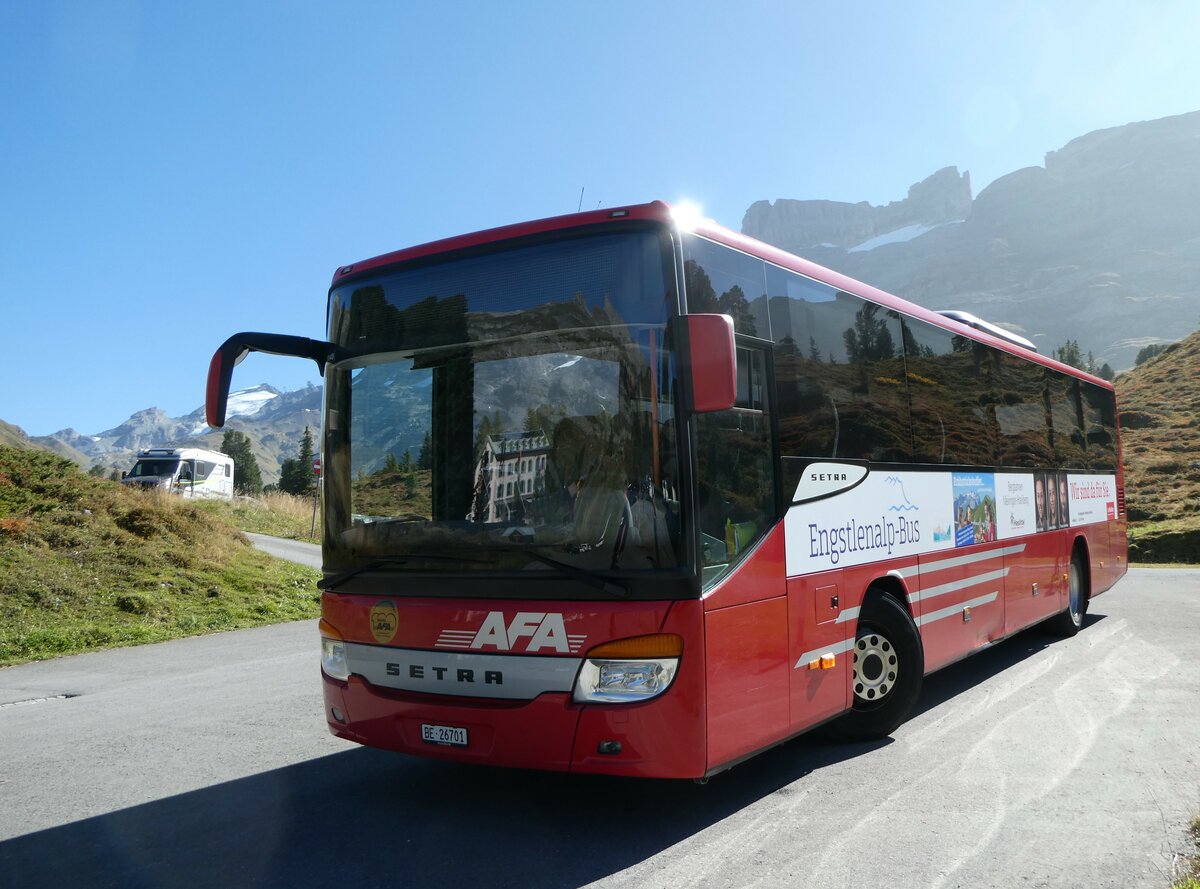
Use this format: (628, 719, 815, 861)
(867, 570, 915, 620)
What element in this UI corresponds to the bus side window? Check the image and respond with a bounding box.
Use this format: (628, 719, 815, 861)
(695, 344, 776, 587)
(766, 267, 911, 463)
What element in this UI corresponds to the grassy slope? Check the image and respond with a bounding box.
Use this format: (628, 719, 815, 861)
(0, 445, 320, 666)
(196, 490, 323, 541)
(1115, 330, 1200, 563)
(0, 419, 32, 450)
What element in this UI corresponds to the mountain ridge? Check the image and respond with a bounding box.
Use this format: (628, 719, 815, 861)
(741, 110, 1200, 368)
(14, 384, 321, 484)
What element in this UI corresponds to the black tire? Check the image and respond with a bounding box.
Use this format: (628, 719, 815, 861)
(1049, 548, 1088, 637)
(830, 591, 924, 741)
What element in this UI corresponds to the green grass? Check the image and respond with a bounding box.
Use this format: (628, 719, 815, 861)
(0, 446, 321, 666)
(1174, 817, 1200, 889)
(194, 490, 322, 541)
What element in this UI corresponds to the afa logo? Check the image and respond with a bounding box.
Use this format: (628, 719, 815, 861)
(435, 612, 586, 654)
(369, 600, 399, 644)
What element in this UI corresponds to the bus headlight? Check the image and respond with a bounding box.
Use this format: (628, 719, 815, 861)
(572, 634, 682, 704)
(320, 619, 350, 681)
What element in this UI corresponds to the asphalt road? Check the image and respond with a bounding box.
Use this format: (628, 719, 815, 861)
(243, 532, 322, 570)
(1, 563, 1197, 889)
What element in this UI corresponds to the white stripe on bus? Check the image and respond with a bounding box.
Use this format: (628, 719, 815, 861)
(915, 592, 1000, 627)
(917, 543, 1026, 575)
(794, 637, 856, 670)
(793, 591, 1001, 670)
(908, 568, 1010, 605)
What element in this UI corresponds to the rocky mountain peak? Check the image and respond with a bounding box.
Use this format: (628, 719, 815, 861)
(739, 111, 1200, 370)
(742, 166, 971, 254)
(26, 384, 322, 483)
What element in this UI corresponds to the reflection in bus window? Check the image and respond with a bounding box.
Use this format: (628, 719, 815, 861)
(768, 265, 911, 462)
(695, 346, 775, 589)
(1047, 373, 1087, 468)
(995, 352, 1053, 468)
(901, 318, 996, 465)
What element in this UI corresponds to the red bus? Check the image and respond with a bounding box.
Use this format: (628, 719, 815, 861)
(206, 201, 1127, 780)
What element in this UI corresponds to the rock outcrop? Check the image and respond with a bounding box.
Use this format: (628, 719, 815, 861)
(742, 166, 972, 254)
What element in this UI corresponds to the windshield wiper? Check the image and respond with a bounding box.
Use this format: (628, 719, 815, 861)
(319, 553, 486, 591)
(471, 546, 631, 599)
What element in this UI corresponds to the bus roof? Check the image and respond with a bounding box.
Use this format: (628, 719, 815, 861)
(331, 200, 1113, 391)
(330, 201, 674, 287)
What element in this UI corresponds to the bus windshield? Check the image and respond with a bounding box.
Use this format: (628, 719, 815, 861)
(323, 229, 684, 581)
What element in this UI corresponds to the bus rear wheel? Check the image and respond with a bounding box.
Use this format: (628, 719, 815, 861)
(831, 592, 923, 741)
(1049, 549, 1088, 637)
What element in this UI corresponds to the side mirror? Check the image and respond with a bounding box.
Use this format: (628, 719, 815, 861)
(206, 333, 342, 427)
(685, 314, 736, 413)
(120, 471, 127, 479)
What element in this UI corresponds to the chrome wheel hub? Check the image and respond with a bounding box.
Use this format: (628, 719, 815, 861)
(853, 631, 898, 703)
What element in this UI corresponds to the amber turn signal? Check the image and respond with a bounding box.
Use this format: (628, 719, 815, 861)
(585, 634, 683, 659)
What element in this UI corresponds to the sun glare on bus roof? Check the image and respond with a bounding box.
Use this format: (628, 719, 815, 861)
(670, 200, 707, 232)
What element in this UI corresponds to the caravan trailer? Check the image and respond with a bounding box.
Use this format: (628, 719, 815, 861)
(121, 447, 235, 498)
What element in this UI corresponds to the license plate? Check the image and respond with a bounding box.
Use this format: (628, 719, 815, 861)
(421, 723, 468, 747)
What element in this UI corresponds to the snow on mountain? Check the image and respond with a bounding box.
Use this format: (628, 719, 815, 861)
(190, 384, 280, 434)
(227, 384, 280, 418)
(847, 220, 962, 253)
(34, 383, 316, 484)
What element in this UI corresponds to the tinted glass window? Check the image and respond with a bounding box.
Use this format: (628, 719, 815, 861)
(695, 345, 775, 589)
(681, 235, 769, 337)
(1081, 382, 1118, 470)
(322, 231, 685, 584)
(329, 231, 673, 354)
(767, 265, 911, 462)
(900, 318, 996, 465)
(1047, 374, 1087, 468)
(995, 353, 1053, 468)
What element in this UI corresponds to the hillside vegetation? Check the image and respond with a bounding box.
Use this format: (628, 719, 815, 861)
(0, 445, 320, 666)
(1116, 330, 1200, 562)
(198, 490, 322, 541)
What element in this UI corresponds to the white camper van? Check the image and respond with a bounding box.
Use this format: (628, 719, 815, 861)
(121, 447, 235, 499)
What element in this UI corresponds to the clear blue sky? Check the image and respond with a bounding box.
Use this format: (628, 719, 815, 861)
(4, 0, 1199, 437)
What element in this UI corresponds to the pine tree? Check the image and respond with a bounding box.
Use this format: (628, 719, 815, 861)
(220, 429, 263, 495)
(279, 426, 316, 496)
(1053, 340, 1083, 369)
(1135, 343, 1168, 365)
(417, 431, 432, 470)
(278, 458, 304, 495)
(297, 426, 315, 496)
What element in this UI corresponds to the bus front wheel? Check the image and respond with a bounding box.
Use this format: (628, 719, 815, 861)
(832, 592, 923, 741)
